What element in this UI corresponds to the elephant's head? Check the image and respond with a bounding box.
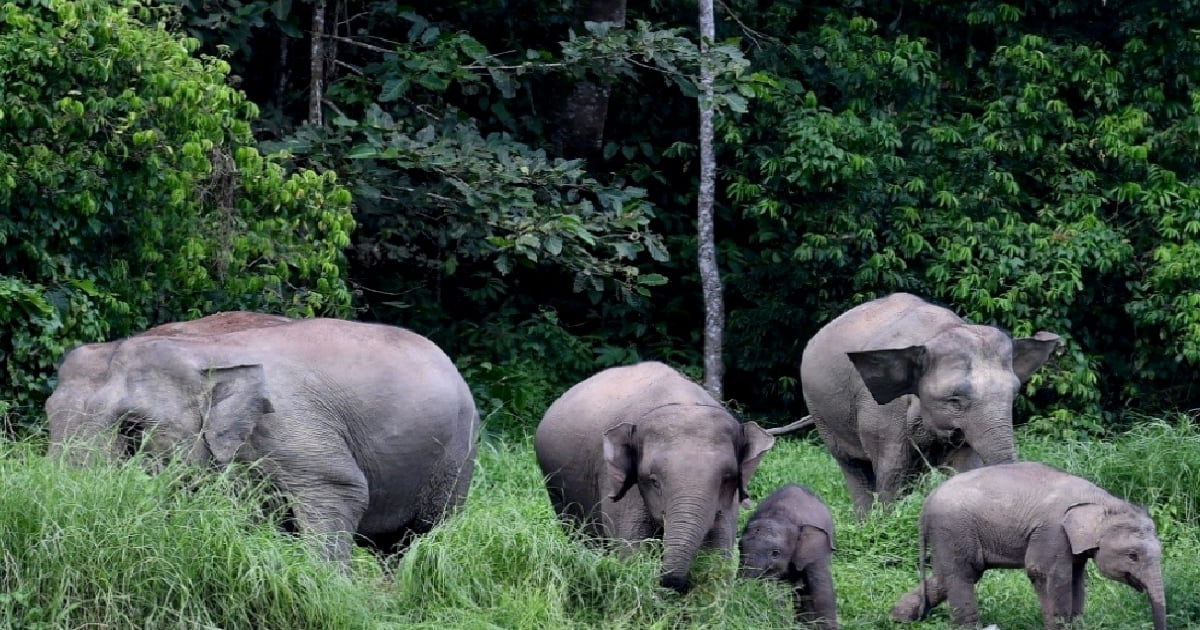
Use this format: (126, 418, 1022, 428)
(602, 405, 774, 593)
(46, 339, 274, 468)
(847, 326, 1060, 467)
(1064, 502, 1167, 630)
(738, 521, 833, 580)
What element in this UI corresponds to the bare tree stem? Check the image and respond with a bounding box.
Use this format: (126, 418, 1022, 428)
(309, 0, 327, 126)
(697, 0, 723, 399)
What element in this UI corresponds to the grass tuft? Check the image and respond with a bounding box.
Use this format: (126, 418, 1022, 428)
(0, 441, 378, 629)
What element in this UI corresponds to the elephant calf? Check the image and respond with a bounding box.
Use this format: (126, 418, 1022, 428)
(535, 361, 775, 593)
(890, 461, 1166, 630)
(739, 484, 838, 629)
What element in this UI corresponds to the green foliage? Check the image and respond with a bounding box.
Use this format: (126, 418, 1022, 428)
(0, 0, 354, 424)
(282, 110, 667, 305)
(454, 311, 619, 439)
(719, 1, 1200, 428)
(269, 12, 766, 329)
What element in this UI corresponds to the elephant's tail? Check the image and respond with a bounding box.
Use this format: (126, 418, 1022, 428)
(765, 415, 813, 436)
(917, 510, 931, 618)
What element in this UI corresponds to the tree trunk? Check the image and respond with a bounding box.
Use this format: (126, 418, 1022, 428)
(275, 34, 290, 120)
(697, 0, 723, 400)
(308, 0, 327, 126)
(552, 0, 626, 159)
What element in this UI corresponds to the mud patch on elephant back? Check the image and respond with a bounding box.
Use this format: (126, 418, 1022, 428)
(140, 312, 294, 336)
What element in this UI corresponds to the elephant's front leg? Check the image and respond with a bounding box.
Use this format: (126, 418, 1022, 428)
(276, 460, 370, 565)
(1026, 562, 1077, 629)
(1025, 538, 1080, 629)
(799, 558, 839, 629)
(872, 441, 918, 508)
(834, 458, 876, 518)
(859, 402, 916, 510)
(1069, 557, 1088, 620)
(700, 499, 740, 558)
(603, 495, 656, 558)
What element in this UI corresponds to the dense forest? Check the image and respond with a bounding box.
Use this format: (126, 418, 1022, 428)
(4, 0, 1200, 436)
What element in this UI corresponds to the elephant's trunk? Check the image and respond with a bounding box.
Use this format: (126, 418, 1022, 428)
(737, 565, 765, 579)
(48, 418, 123, 466)
(962, 416, 1015, 466)
(659, 494, 714, 593)
(1145, 572, 1167, 630)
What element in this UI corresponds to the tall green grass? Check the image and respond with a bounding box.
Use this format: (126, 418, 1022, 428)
(4, 421, 1198, 629)
(0, 443, 381, 629)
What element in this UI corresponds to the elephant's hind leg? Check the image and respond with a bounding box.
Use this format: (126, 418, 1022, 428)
(890, 575, 946, 622)
(412, 450, 477, 533)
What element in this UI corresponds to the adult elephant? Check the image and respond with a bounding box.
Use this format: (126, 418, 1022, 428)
(46, 312, 480, 563)
(535, 361, 775, 594)
(800, 293, 1060, 516)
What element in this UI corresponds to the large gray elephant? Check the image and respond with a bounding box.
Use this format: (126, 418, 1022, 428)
(534, 361, 775, 593)
(739, 484, 838, 629)
(46, 312, 480, 563)
(800, 292, 1060, 516)
(890, 461, 1166, 630)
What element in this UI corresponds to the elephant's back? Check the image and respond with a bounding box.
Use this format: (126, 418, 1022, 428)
(800, 293, 961, 419)
(803, 293, 962, 358)
(223, 319, 478, 465)
(243, 318, 467, 395)
(539, 361, 715, 437)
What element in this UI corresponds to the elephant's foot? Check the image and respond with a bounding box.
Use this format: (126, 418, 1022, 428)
(660, 572, 691, 594)
(890, 588, 929, 622)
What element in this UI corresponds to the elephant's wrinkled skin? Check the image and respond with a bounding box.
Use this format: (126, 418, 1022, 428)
(800, 293, 1060, 516)
(890, 462, 1166, 630)
(46, 313, 480, 563)
(739, 484, 839, 629)
(535, 361, 774, 593)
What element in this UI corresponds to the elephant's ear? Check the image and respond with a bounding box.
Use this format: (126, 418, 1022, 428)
(602, 422, 638, 502)
(847, 346, 926, 405)
(1012, 331, 1062, 384)
(201, 365, 274, 465)
(737, 422, 775, 502)
(796, 524, 836, 567)
(1062, 502, 1106, 555)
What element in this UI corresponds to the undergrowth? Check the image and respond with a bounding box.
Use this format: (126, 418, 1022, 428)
(2, 417, 1197, 629)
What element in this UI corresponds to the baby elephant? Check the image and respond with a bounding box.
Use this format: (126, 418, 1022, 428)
(739, 484, 838, 629)
(890, 461, 1166, 630)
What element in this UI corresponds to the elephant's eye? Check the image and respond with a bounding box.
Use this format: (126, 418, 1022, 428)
(770, 549, 781, 558)
(648, 476, 662, 490)
(945, 396, 965, 412)
(1128, 551, 1139, 562)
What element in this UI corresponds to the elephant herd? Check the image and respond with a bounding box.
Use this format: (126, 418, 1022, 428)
(43, 295, 1167, 629)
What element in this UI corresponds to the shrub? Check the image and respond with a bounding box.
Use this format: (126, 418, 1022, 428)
(0, 0, 355, 430)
